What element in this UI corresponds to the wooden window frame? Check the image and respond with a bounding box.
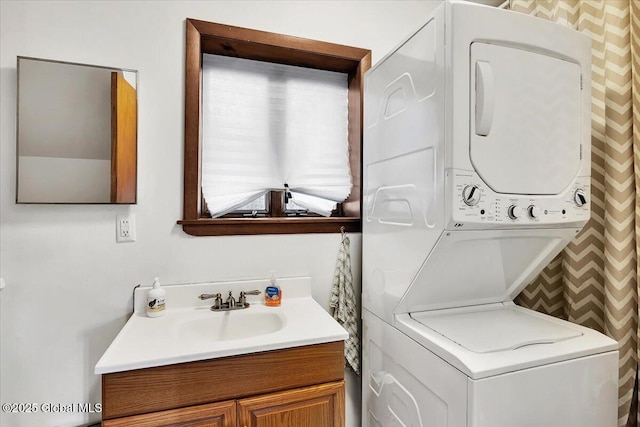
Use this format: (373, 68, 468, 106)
(178, 18, 371, 236)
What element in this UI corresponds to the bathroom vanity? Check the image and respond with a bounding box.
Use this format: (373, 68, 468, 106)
(96, 278, 348, 427)
(101, 342, 344, 426)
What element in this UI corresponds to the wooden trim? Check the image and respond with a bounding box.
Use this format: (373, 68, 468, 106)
(237, 381, 345, 427)
(189, 19, 369, 72)
(270, 190, 284, 217)
(110, 72, 138, 204)
(181, 18, 371, 236)
(178, 217, 360, 236)
(184, 19, 203, 221)
(101, 341, 344, 420)
(102, 400, 236, 427)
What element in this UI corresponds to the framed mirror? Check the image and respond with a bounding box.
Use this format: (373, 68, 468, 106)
(16, 57, 138, 204)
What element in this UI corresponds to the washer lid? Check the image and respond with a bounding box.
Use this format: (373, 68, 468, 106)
(469, 42, 583, 195)
(411, 306, 582, 353)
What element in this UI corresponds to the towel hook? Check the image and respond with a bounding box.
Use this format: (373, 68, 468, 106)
(340, 226, 346, 241)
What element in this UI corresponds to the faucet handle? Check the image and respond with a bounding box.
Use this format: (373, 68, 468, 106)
(239, 289, 261, 306)
(200, 293, 224, 309)
(213, 293, 223, 309)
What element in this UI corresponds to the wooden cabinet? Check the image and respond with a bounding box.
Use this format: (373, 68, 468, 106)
(102, 382, 344, 427)
(102, 400, 236, 427)
(101, 342, 345, 427)
(237, 382, 344, 427)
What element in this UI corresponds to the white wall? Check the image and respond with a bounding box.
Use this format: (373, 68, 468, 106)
(0, 1, 438, 426)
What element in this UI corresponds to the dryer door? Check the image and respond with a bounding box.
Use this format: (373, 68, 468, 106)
(470, 42, 583, 195)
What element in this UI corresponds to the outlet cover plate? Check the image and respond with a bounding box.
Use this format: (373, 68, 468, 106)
(116, 214, 136, 242)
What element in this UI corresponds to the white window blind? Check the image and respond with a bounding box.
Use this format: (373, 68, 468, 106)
(201, 54, 351, 217)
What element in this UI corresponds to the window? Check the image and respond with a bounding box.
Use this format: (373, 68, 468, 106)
(179, 18, 370, 236)
(201, 54, 350, 218)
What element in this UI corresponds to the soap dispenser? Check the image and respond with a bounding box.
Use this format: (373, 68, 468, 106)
(146, 277, 166, 317)
(264, 274, 282, 307)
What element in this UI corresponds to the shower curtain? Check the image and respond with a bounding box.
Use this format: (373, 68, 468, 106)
(511, 1, 640, 425)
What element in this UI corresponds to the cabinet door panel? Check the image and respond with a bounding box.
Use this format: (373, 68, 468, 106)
(237, 381, 345, 427)
(102, 400, 236, 427)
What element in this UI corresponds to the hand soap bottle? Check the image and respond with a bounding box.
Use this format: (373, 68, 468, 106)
(264, 275, 282, 307)
(146, 277, 166, 317)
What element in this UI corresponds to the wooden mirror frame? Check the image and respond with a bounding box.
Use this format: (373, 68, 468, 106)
(178, 18, 371, 236)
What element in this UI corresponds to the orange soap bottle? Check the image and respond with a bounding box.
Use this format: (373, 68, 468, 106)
(264, 275, 282, 307)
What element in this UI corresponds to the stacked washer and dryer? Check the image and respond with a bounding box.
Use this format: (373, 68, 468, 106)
(362, 1, 619, 426)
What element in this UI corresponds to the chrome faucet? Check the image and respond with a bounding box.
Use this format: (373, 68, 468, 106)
(198, 289, 261, 311)
(226, 291, 236, 309)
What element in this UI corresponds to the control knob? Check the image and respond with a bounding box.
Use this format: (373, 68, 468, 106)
(507, 205, 522, 220)
(528, 205, 542, 219)
(574, 188, 588, 207)
(462, 185, 481, 206)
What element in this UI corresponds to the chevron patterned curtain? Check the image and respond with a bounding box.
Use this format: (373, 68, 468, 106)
(511, 1, 639, 425)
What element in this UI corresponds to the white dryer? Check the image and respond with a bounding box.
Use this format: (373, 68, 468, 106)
(362, 1, 619, 426)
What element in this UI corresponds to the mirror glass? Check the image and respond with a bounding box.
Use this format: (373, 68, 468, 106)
(17, 57, 138, 204)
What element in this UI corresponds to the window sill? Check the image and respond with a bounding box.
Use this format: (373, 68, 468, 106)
(177, 217, 360, 236)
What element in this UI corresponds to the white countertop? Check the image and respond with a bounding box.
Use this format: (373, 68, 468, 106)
(95, 277, 348, 374)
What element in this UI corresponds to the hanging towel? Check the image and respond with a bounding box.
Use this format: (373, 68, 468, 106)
(329, 232, 360, 376)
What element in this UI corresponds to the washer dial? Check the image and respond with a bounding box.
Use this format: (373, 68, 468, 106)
(574, 189, 588, 207)
(528, 205, 542, 218)
(462, 185, 481, 206)
(508, 205, 522, 220)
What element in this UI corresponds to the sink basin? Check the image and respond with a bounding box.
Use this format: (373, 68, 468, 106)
(176, 310, 285, 342)
(95, 277, 349, 374)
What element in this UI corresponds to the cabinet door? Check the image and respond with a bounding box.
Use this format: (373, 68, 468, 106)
(102, 400, 236, 427)
(237, 381, 344, 427)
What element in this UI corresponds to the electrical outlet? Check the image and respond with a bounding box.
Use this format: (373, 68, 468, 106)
(116, 214, 136, 242)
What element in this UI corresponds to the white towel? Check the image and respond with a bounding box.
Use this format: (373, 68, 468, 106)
(329, 233, 360, 375)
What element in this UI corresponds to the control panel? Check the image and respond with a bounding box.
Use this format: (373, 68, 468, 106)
(449, 171, 590, 228)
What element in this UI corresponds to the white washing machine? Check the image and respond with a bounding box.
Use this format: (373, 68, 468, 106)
(362, 1, 619, 426)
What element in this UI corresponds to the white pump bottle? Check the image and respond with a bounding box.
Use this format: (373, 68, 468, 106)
(146, 277, 166, 317)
